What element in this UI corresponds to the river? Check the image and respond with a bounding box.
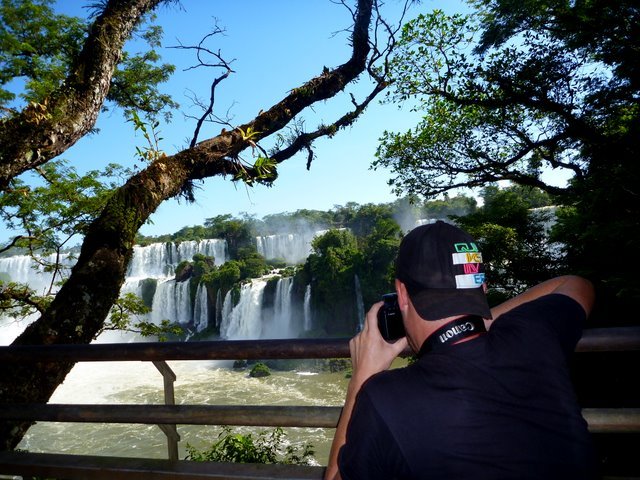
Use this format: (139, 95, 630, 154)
(1, 236, 358, 466)
(17, 359, 350, 465)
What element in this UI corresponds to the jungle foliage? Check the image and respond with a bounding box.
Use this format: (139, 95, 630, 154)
(375, 0, 640, 322)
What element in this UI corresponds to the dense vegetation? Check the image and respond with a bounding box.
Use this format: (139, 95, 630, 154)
(375, 0, 639, 322)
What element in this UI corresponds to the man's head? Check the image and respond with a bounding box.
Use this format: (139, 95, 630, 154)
(395, 220, 491, 321)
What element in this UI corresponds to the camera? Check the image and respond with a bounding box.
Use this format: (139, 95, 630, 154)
(377, 293, 405, 342)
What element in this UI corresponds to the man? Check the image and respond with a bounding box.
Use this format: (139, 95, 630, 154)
(325, 220, 597, 480)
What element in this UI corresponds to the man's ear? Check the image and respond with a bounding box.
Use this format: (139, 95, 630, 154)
(395, 279, 409, 310)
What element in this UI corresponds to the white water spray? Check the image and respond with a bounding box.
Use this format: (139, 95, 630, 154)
(268, 276, 294, 339)
(255, 230, 328, 265)
(219, 280, 267, 340)
(303, 284, 312, 331)
(193, 282, 209, 332)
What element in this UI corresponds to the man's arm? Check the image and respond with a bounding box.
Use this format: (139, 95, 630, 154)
(490, 275, 595, 320)
(324, 302, 408, 480)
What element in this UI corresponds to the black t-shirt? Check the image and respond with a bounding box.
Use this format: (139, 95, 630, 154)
(338, 294, 598, 479)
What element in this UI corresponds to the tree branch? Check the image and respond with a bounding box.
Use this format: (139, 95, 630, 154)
(0, 0, 166, 191)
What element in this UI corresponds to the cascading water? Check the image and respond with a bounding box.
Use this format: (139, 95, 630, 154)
(256, 229, 328, 265)
(150, 279, 193, 326)
(219, 276, 303, 340)
(0, 239, 229, 344)
(127, 239, 228, 279)
(127, 243, 175, 279)
(219, 280, 267, 340)
(0, 252, 76, 343)
(193, 282, 209, 332)
(215, 289, 223, 328)
(303, 284, 312, 331)
(268, 276, 294, 339)
(0, 252, 75, 295)
(125, 239, 227, 333)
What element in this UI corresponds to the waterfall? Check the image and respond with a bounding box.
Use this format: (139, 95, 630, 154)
(176, 239, 228, 266)
(303, 284, 312, 331)
(255, 229, 328, 265)
(267, 276, 294, 339)
(0, 252, 75, 294)
(127, 239, 228, 279)
(127, 243, 173, 279)
(150, 279, 192, 326)
(193, 282, 209, 332)
(219, 280, 267, 340)
(2, 238, 313, 343)
(219, 275, 301, 340)
(220, 290, 233, 330)
(0, 253, 75, 344)
(215, 289, 223, 328)
(354, 274, 365, 332)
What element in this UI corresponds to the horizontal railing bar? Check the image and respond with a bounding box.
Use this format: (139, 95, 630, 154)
(575, 327, 640, 352)
(0, 338, 351, 362)
(1, 404, 638, 433)
(0, 451, 325, 480)
(583, 408, 640, 434)
(0, 451, 634, 480)
(0, 404, 343, 428)
(1, 327, 638, 362)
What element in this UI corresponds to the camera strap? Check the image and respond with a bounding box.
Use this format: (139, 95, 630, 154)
(418, 315, 487, 357)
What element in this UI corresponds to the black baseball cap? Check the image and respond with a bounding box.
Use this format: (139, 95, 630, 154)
(395, 220, 492, 321)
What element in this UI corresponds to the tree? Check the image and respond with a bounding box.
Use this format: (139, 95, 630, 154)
(374, 1, 640, 321)
(344, 202, 395, 239)
(306, 229, 361, 334)
(0, 0, 411, 450)
(356, 215, 402, 306)
(204, 214, 257, 259)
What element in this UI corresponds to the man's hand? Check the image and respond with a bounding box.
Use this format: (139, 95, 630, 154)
(349, 301, 408, 385)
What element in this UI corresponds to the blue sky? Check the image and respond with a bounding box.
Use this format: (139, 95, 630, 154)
(3, 0, 569, 242)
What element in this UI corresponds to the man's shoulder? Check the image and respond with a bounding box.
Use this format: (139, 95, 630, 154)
(361, 363, 424, 398)
(492, 292, 585, 329)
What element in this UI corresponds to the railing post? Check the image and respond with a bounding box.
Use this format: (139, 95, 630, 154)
(153, 361, 180, 461)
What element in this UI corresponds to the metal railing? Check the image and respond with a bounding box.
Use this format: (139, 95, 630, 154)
(0, 327, 639, 479)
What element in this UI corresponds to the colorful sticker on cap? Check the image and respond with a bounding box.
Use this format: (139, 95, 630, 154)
(455, 273, 485, 288)
(453, 242, 479, 253)
(452, 252, 483, 265)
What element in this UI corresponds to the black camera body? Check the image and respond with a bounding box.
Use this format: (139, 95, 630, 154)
(377, 293, 405, 342)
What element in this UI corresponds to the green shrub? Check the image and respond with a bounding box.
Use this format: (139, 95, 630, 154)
(185, 427, 315, 465)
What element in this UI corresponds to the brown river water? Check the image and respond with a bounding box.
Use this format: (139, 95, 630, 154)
(18, 360, 351, 466)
